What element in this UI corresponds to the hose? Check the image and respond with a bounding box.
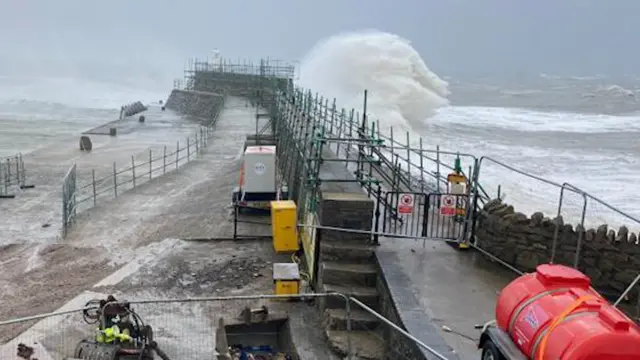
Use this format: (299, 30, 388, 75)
(290, 253, 311, 283)
(82, 299, 102, 324)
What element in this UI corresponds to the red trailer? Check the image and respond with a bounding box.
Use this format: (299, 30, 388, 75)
(478, 264, 640, 360)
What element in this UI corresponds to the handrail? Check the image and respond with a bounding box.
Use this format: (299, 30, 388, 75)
(0, 292, 455, 360)
(552, 183, 588, 267)
(349, 297, 450, 360)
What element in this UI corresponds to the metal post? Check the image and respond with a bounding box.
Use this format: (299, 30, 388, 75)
(6, 159, 10, 185)
(389, 127, 394, 173)
(73, 170, 77, 218)
(92, 169, 97, 206)
(406, 131, 411, 183)
(163, 146, 167, 174)
(131, 156, 136, 188)
(62, 183, 67, 238)
(419, 138, 425, 193)
(373, 185, 382, 245)
(2, 162, 7, 194)
(113, 162, 118, 197)
(330, 98, 336, 136)
(22, 155, 25, 187)
(336, 109, 345, 157)
(436, 145, 441, 193)
(574, 199, 587, 269)
(346, 298, 353, 360)
(233, 204, 238, 239)
(149, 149, 153, 180)
(15, 156, 19, 184)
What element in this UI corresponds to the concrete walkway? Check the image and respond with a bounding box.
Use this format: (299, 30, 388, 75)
(0, 98, 267, 343)
(377, 237, 517, 359)
(0, 106, 200, 245)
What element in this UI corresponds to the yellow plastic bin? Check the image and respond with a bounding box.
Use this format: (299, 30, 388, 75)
(273, 263, 301, 298)
(270, 200, 299, 253)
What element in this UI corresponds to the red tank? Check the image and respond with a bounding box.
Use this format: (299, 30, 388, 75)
(495, 264, 640, 360)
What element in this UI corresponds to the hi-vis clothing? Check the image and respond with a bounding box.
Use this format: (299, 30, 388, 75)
(96, 325, 132, 343)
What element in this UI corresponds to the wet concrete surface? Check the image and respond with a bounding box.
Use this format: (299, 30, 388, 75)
(377, 236, 518, 360)
(0, 106, 201, 245)
(0, 98, 333, 359)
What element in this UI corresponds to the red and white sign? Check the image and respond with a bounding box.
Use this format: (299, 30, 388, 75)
(397, 193, 415, 215)
(440, 194, 456, 216)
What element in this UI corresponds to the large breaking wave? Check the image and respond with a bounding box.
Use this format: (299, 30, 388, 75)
(297, 30, 450, 134)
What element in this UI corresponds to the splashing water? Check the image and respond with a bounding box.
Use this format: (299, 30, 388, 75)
(297, 30, 450, 134)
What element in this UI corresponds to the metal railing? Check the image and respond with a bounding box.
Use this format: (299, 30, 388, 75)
(0, 153, 26, 197)
(185, 57, 296, 79)
(175, 59, 640, 313)
(61, 123, 219, 238)
(472, 155, 640, 308)
(291, 90, 490, 208)
(0, 293, 452, 360)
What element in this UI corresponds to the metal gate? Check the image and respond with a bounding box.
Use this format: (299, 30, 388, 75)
(424, 193, 470, 242)
(381, 191, 471, 244)
(381, 191, 428, 238)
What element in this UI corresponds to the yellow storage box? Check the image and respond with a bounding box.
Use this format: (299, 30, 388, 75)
(273, 263, 300, 297)
(270, 200, 299, 253)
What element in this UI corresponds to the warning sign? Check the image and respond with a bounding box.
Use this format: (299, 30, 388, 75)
(397, 193, 415, 215)
(440, 195, 456, 216)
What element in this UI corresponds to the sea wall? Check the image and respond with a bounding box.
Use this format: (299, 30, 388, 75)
(375, 255, 458, 360)
(475, 199, 639, 300)
(165, 89, 224, 122)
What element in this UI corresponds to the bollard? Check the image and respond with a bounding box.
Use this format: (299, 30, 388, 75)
(109, 128, 117, 136)
(79, 136, 93, 151)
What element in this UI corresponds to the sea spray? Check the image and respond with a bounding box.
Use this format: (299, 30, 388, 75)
(297, 30, 450, 134)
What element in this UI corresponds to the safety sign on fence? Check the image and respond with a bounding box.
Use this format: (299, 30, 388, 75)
(440, 194, 456, 216)
(397, 193, 415, 215)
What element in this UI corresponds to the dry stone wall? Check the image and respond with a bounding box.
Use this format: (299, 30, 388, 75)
(475, 198, 639, 301)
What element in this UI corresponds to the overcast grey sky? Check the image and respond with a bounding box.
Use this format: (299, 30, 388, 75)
(0, 0, 637, 79)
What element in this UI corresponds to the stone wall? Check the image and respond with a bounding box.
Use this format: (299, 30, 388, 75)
(165, 89, 224, 122)
(475, 198, 639, 300)
(317, 192, 374, 244)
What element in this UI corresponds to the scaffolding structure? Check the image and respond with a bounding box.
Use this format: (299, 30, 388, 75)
(173, 57, 485, 245)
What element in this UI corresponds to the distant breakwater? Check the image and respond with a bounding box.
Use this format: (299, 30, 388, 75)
(120, 101, 148, 119)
